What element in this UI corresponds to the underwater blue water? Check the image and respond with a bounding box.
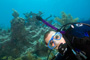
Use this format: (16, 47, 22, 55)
(0, 0, 90, 28)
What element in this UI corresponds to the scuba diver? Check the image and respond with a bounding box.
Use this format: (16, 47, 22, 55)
(36, 16, 90, 60)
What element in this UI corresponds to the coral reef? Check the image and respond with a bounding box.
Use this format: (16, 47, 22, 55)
(54, 12, 79, 25)
(0, 9, 54, 60)
(11, 10, 29, 46)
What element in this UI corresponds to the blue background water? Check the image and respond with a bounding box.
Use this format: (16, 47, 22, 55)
(0, 0, 90, 28)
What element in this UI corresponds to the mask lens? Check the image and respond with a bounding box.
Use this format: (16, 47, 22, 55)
(48, 40, 55, 49)
(53, 32, 62, 40)
(54, 34, 60, 39)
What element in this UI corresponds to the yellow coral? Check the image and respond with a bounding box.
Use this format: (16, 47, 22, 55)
(54, 12, 79, 25)
(37, 57, 42, 60)
(2, 56, 7, 59)
(8, 56, 14, 60)
(27, 51, 36, 60)
(15, 57, 22, 60)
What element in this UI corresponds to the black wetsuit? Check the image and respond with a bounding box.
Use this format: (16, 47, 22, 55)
(55, 26, 90, 60)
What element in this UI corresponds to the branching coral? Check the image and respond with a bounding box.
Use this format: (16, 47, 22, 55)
(11, 17, 26, 42)
(10, 10, 53, 59)
(12, 9, 19, 18)
(54, 12, 79, 25)
(19, 11, 55, 59)
(0, 10, 57, 60)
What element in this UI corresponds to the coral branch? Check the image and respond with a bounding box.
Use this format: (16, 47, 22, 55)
(54, 12, 79, 25)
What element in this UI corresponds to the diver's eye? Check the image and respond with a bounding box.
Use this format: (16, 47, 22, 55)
(50, 40, 54, 44)
(55, 35, 60, 39)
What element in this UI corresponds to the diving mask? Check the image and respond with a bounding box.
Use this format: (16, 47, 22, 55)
(48, 32, 62, 49)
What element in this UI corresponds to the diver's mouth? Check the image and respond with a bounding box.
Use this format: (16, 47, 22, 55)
(58, 43, 68, 55)
(54, 46, 58, 49)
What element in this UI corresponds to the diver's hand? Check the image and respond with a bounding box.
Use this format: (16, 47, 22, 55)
(36, 16, 42, 21)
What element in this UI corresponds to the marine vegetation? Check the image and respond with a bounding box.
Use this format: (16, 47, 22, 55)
(54, 12, 79, 25)
(0, 9, 79, 60)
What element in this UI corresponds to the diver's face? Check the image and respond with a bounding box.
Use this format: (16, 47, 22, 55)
(45, 31, 66, 49)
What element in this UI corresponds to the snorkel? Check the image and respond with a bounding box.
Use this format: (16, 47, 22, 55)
(36, 16, 66, 34)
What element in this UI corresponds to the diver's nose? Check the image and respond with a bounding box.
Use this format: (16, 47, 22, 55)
(52, 43, 55, 47)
